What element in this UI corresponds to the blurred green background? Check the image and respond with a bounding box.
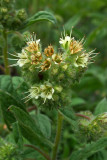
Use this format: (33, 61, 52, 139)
(0, 0, 107, 159)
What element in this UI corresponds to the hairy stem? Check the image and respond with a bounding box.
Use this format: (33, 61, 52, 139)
(52, 111, 63, 160)
(24, 144, 51, 160)
(3, 30, 10, 75)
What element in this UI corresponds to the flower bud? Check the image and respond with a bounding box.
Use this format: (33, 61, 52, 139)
(52, 54, 62, 64)
(88, 113, 107, 141)
(44, 45, 54, 56)
(58, 73, 64, 80)
(41, 58, 51, 71)
(16, 9, 27, 21)
(62, 64, 68, 70)
(55, 86, 63, 92)
(52, 68, 58, 75)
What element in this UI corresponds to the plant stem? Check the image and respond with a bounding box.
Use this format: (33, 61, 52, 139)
(52, 111, 63, 160)
(3, 30, 10, 75)
(75, 113, 91, 120)
(24, 144, 51, 160)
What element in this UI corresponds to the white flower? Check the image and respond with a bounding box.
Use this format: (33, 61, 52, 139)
(59, 36, 72, 49)
(23, 85, 40, 103)
(40, 82, 54, 102)
(74, 53, 89, 68)
(27, 39, 40, 46)
(17, 49, 30, 67)
(29, 86, 40, 99)
(9, 49, 30, 67)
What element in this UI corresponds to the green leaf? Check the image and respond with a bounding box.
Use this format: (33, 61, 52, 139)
(12, 122, 23, 149)
(73, 28, 84, 39)
(94, 98, 107, 115)
(21, 11, 56, 29)
(0, 76, 27, 128)
(90, 150, 107, 160)
(64, 15, 81, 31)
(71, 97, 86, 106)
(10, 106, 53, 148)
(0, 75, 28, 98)
(0, 75, 13, 93)
(0, 90, 25, 128)
(59, 107, 78, 130)
(12, 76, 25, 90)
(84, 22, 106, 47)
(36, 113, 51, 138)
(10, 106, 42, 135)
(70, 137, 107, 160)
(86, 68, 106, 86)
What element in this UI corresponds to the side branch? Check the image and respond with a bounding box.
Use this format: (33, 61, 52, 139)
(75, 113, 91, 120)
(24, 144, 51, 160)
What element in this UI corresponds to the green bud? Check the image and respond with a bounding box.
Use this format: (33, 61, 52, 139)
(52, 67, 58, 75)
(88, 113, 107, 141)
(55, 85, 63, 93)
(79, 111, 94, 127)
(76, 111, 95, 142)
(53, 94, 59, 101)
(58, 73, 64, 80)
(11, 17, 21, 29)
(62, 64, 68, 70)
(16, 9, 27, 21)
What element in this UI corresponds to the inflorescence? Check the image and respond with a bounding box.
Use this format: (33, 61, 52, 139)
(10, 32, 97, 108)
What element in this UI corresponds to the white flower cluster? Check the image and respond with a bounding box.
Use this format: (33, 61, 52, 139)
(59, 34, 96, 68)
(25, 82, 54, 103)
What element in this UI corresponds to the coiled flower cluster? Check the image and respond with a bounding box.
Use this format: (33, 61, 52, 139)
(11, 32, 97, 108)
(77, 112, 107, 142)
(0, 0, 27, 30)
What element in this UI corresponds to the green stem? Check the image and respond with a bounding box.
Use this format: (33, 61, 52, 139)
(52, 111, 63, 160)
(3, 30, 10, 75)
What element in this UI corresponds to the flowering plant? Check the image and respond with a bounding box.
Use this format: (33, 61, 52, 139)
(10, 33, 96, 109)
(0, 1, 107, 159)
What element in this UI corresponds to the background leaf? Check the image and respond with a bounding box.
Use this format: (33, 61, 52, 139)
(21, 11, 56, 29)
(10, 106, 53, 148)
(64, 15, 81, 31)
(94, 98, 107, 115)
(70, 137, 107, 160)
(36, 113, 51, 139)
(0, 90, 25, 128)
(71, 97, 86, 106)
